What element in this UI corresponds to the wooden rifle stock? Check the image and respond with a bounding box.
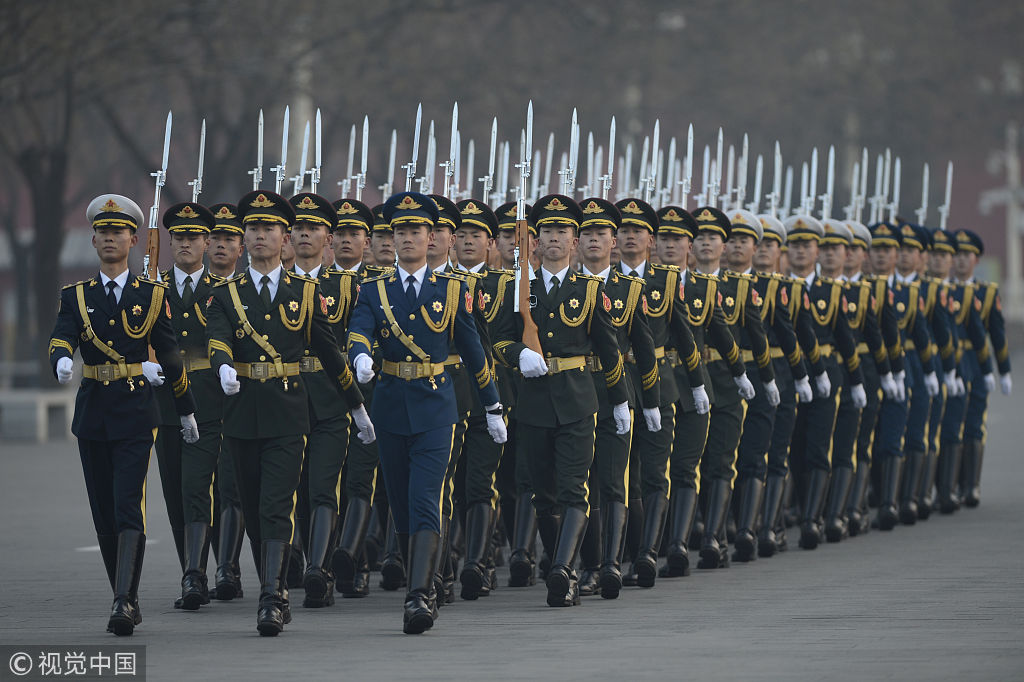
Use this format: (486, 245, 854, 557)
(515, 217, 542, 353)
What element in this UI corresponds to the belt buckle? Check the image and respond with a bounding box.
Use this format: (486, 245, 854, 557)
(251, 363, 270, 379)
(399, 363, 416, 380)
(96, 365, 117, 381)
(549, 358, 560, 373)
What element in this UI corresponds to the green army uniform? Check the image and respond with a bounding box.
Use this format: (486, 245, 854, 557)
(491, 194, 629, 607)
(204, 190, 365, 636)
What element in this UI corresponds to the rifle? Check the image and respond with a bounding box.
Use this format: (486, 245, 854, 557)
(248, 109, 264, 190)
(272, 106, 289, 194)
(515, 101, 541, 354)
(188, 119, 205, 203)
(144, 111, 172, 283)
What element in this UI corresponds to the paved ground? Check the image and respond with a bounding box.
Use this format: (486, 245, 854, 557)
(2, 360, 1022, 680)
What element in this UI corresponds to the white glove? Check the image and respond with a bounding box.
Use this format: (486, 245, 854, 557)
(880, 372, 898, 400)
(180, 413, 200, 444)
(1001, 373, 1013, 396)
(984, 373, 996, 393)
(518, 348, 549, 378)
(219, 364, 240, 395)
(850, 383, 867, 409)
(954, 375, 965, 397)
(691, 385, 710, 415)
(56, 357, 74, 384)
(142, 361, 165, 387)
(354, 354, 375, 384)
(924, 371, 940, 398)
(813, 371, 832, 398)
(795, 376, 813, 403)
(485, 404, 508, 443)
(350, 404, 376, 444)
(642, 407, 662, 432)
(733, 373, 755, 400)
(764, 379, 781, 407)
(942, 371, 958, 397)
(612, 401, 631, 435)
(894, 370, 907, 402)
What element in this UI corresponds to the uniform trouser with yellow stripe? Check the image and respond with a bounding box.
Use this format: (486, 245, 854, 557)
(79, 432, 154, 535)
(520, 416, 597, 517)
(790, 360, 843, 473)
(217, 436, 242, 509)
(633, 404, 676, 498)
(700, 399, 745, 485)
(226, 435, 305, 545)
(154, 426, 186, 540)
(442, 419, 468, 521)
(669, 408, 711, 492)
(591, 411, 632, 507)
(854, 355, 883, 470)
(301, 413, 351, 515)
(179, 419, 223, 525)
(832, 383, 863, 471)
(342, 422, 380, 504)
(736, 360, 778, 483)
(462, 413, 505, 509)
(376, 425, 457, 535)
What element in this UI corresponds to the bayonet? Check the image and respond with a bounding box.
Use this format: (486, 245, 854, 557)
(881, 148, 892, 219)
(499, 140, 510, 202)
(681, 124, 694, 210)
(725, 144, 736, 208)
(711, 127, 723, 208)
(800, 161, 809, 214)
(465, 138, 475, 200)
(602, 116, 616, 200)
(809, 148, 818, 215)
(845, 161, 859, 220)
(700, 144, 710, 206)
(310, 109, 322, 194)
(530, 149, 540, 200)
(889, 156, 901, 222)
(871, 153, 884, 223)
(272, 105, 289, 194)
(542, 132, 555, 196)
(403, 103, 422, 192)
(938, 161, 953, 229)
(480, 117, 497, 202)
(648, 119, 661, 202)
(568, 109, 580, 196)
(914, 162, 929, 224)
(622, 142, 633, 200)
(585, 131, 594, 196)
(453, 131, 462, 199)
(443, 102, 458, 199)
(144, 110, 172, 282)
(189, 118, 205, 203)
(292, 120, 309, 195)
(638, 136, 650, 198)
(593, 146, 603, 198)
(821, 144, 834, 220)
(783, 165, 793, 217)
(379, 129, 397, 199)
(356, 115, 369, 200)
(661, 136, 676, 207)
(249, 109, 264, 190)
(748, 153, 763, 213)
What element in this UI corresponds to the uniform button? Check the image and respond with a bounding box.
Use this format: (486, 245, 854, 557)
(546, 352, 552, 358)
(103, 380, 109, 386)
(265, 314, 272, 320)
(409, 314, 416, 320)
(546, 332, 553, 338)
(183, 312, 189, 319)
(405, 356, 412, 362)
(181, 330, 188, 337)
(180, 349, 186, 355)
(304, 350, 310, 355)
(260, 355, 266, 361)
(408, 335, 414, 340)
(262, 334, 269, 340)
(107, 340, 113, 346)
(548, 312, 554, 318)
(108, 319, 115, 326)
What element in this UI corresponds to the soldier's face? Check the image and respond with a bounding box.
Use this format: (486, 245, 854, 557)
(656, 233, 690, 267)
(725, 234, 756, 269)
(787, 239, 818, 271)
(952, 251, 977, 279)
(845, 244, 866, 273)
(291, 222, 330, 260)
(209, 233, 243, 269)
(578, 227, 616, 265)
(898, 246, 921, 273)
(495, 230, 516, 264)
(92, 226, 138, 264)
(428, 225, 454, 260)
(818, 243, 847, 273)
(395, 223, 432, 264)
(929, 250, 952, 279)
(332, 227, 367, 265)
(170, 232, 209, 271)
(243, 221, 286, 262)
(455, 227, 492, 267)
(617, 225, 651, 260)
(371, 231, 395, 263)
(869, 245, 896, 273)
(538, 225, 577, 262)
(753, 239, 780, 272)
(693, 231, 724, 267)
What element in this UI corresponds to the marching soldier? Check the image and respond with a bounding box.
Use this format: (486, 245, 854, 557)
(752, 214, 831, 556)
(453, 199, 512, 600)
(49, 194, 199, 635)
(818, 220, 899, 541)
(491, 194, 630, 607)
(691, 207, 776, 568)
(287, 192, 364, 607)
(347, 191, 506, 634)
(206, 203, 248, 601)
(950, 229, 1012, 508)
(151, 202, 227, 611)
(577, 197, 663, 598)
(783, 214, 866, 549)
(370, 204, 396, 265)
(611, 200, 706, 589)
(205, 190, 373, 636)
(651, 207, 744, 575)
(330, 198, 393, 599)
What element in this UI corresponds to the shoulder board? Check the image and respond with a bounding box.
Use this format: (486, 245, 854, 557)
(692, 272, 718, 282)
(136, 276, 168, 288)
(490, 268, 515, 276)
(651, 263, 680, 273)
(285, 272, 317, 284)
(63, 278, 94, 290)
(575, 273, 605, 283)
(207, 272, 225, 283)
(212, 272, 245, 288)
(615, 272, 646, 285)
(160, 269, 172, 281)
(361, 273, 389, 284)
(365, 264, 394, 275)
(434, 270, 466, 281)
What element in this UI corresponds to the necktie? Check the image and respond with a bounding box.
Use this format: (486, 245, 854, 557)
(106, 281, 118, 310)
(549, 275, 560, 297)
(182, 275, 194, 308)
(260, 275, 272, 309)
(405, 275, 417, 305)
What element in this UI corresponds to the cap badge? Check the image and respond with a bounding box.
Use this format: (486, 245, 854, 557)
(250, 194, 274, 208)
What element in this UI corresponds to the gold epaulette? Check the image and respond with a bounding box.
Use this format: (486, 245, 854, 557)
(575, 272, 605, 283)
(692, 271, 718, 282)
(361, 273, 389, 285)
(63, 278, 96, 290)
(435, 270, 466, 281)
(615, 272, 646, 285)
(212, 272, 245, 287)
(651, 263, 680, 273)
(286, 271, 317, 284)
(136, 276, 168, 289)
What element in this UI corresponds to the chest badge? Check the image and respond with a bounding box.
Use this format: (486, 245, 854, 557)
(432, 300, 444, 312)
(613, 299, 623, 309)
(692, 298, 703, 309)
(896, 301, 906, 313)
(651, 290, 661, 301)
(132, 304, 143, 316)
(725, 296, 735, 307)
(569, 298, 580, 309)
(816, 299, 827, 310)
(848, 302, 857, 313)
(288, 300, 299, 312)
(325, 295, 336, 307)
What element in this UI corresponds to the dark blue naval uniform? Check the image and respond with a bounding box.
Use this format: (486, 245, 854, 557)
(347, 269, 499, 535)
(963, 280, 1010, 443)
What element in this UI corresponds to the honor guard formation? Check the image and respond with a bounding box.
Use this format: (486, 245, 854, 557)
(49, 104, 1013, 636)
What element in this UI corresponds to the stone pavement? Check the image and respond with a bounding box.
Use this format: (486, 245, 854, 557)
(1, 364, 1021, 681)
